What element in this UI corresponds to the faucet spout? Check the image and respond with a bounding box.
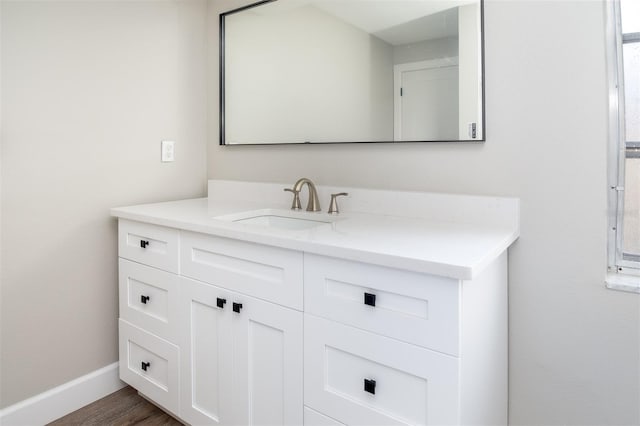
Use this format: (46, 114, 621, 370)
(292, 178, 321, 212)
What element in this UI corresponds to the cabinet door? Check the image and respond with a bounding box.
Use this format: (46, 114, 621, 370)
(230, 293, 303, 426)
(179, 277, 233, 426)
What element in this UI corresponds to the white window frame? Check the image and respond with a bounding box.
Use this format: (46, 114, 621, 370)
(605, 0, 640, 292)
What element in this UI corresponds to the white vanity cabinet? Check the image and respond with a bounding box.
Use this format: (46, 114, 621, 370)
(115, 200, 511, 426)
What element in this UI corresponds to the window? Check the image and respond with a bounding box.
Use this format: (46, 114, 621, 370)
(607, 0, 640, 290)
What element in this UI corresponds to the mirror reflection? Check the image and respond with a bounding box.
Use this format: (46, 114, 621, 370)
(221, 0, 484, 145)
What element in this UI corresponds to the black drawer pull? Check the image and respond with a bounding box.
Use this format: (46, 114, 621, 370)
(364, 378, 376, 394)
(140, 240, 149, 248)
(232, 302, 243, 313)
(217, 298, 227, 309)
(140, 295, 150, 304)
(364, 292, 376, 307)
(141, 361, 150, 372)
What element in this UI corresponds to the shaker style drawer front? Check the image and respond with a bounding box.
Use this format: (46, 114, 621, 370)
(304, 406, 346, 426)
(118, 320, 179, 415)
(118, 220, 179, 273)
(304, 254, 460, 355)
(119, 259, 179, 342)
(180, 231, 303, 310)
(304, 316, 459, 426)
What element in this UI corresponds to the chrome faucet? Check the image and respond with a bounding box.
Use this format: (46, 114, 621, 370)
(284, 178, 321, 212)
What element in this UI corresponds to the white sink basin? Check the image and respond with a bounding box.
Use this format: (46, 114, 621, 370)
(235, 215, 331, 230)
(216, 209, 336, 230)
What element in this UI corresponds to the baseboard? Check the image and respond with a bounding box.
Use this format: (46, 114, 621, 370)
(0, 362, 126, 426)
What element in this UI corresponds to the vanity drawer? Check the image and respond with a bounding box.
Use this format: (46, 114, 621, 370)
(119, 319, 179, 415)
(304, 406, 346, 426)
(180, 231, 303, 310)
(119, 259, 179, 342)
(118, 220, 179, 273)
(304, 316, 459, 426)
(304, 254, 460, 355)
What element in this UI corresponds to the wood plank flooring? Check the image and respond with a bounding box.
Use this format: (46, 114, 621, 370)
(47, 386, 183, 426)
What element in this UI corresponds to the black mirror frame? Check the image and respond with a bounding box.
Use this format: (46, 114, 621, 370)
(219, 0, 485, 146)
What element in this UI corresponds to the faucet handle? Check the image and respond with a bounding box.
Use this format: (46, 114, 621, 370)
(284, 188, 302, 210)
(328, 192, 348, 214)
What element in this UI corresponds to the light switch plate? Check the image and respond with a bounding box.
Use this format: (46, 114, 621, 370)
(161, 140, 175, 162)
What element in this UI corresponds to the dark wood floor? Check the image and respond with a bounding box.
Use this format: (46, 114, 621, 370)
(48, 386, 183, 426)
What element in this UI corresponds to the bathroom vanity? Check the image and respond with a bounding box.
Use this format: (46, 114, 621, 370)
(111, 180, 519, 426)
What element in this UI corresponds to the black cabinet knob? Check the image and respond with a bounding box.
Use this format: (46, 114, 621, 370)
(364, 292, 376, 307)
(232, 302, 243, 313)
(364, 378, 376, 394)
(141, 361, 150, 372)
(140, 295, 150, 304)
(140, 240, 149, 248)
(217, 298, 227, 309)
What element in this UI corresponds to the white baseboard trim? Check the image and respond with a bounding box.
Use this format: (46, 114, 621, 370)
(0, 362, 126, 426)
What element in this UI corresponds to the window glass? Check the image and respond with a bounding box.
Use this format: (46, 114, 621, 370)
(623, 157, 640, 256)
(623, 42, 640, 141)
(614, 0, 640, 271)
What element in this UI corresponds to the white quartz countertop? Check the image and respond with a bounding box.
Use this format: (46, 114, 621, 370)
(111, 181, 519, 280)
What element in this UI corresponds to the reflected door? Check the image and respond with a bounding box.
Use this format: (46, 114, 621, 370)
(394, 62, 459, 141)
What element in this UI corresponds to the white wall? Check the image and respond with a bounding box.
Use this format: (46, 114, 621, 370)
(0, 0, 208, 408)
(208, 0, 640, 424)
(225, 4, 393, 144)
(392, 36, 458, 65)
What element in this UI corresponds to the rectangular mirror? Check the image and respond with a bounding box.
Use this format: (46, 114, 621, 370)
(221, 0, 484, 145)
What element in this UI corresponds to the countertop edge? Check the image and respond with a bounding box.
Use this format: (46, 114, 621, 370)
(111, 205, 518, 281)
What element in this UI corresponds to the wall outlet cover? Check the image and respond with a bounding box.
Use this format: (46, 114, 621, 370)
(161, 140, 175, 162)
